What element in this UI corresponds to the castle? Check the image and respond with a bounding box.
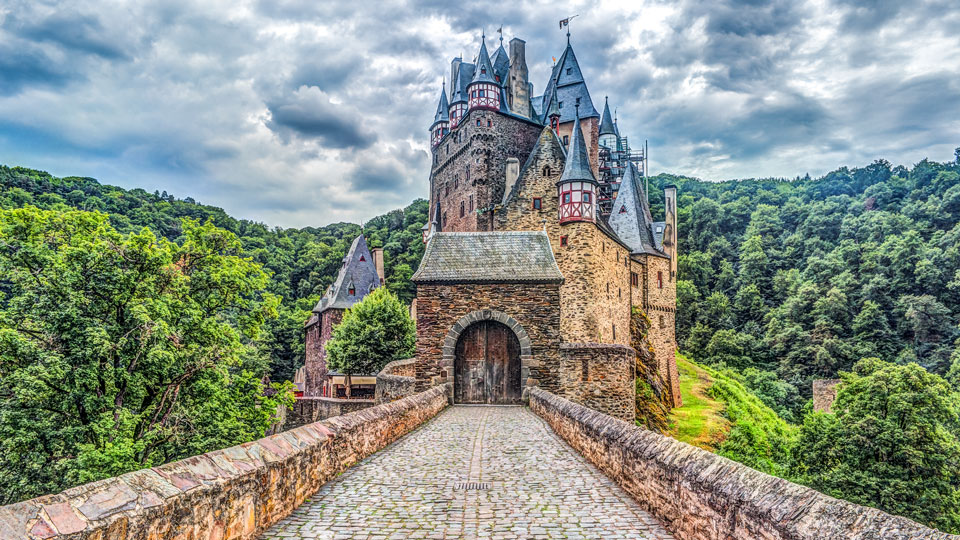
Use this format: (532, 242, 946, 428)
(300, 30, 680, 420)
(410, 30, 681, 418)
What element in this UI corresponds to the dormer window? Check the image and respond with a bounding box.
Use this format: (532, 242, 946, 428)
(559, 101, 563, 109)
(348, 285, 356, 295)
(359, 255, 366, 262)
(481, 67, 486, 74)
(566, 68, 572, 75)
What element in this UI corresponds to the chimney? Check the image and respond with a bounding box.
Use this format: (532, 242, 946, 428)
(450, 56, 462, 95)
(663, 185, 678, 279)
(502, 158, 520, 204)
(507, 38, 530, 118)
(371, 248, 385, 285)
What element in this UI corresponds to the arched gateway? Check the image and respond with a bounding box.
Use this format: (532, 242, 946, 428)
(455, 320, 522, 404)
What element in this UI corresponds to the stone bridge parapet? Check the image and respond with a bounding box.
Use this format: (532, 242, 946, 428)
(375, 357, 418, 404)
(527, 387, 959, 540)
(0, 384, 450, 540)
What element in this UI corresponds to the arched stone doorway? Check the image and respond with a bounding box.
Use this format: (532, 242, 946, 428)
(454, 320, 522, 404)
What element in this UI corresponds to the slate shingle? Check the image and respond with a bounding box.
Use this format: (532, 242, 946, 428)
(412, 231, 564, 283)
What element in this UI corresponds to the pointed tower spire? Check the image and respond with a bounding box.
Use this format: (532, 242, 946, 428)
(556, 106, 598, 224)
(467, 33, 500, 111)
(599, 96, 616, 136)
(430, 80, 450, 147)
(559, 106, 596, 184)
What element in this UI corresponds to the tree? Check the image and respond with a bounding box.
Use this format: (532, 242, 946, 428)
(0, 208, 290, 504)
(325, 287, 415, 396)
(791, 358, 960, 533)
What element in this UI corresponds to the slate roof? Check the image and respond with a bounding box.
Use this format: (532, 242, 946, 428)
(599, 96, 616, 136)
(471, 37, 497, 85)
(606, 162, 667, 258)
(313, 235, 382, 313)
(558, 109, 597, 184)
(539, 43, 599, 123)
(412, 231, 564, 283)
(491, 42, 510, 83)
(451, 62, 475, 104)
(432, 82, 449, 126)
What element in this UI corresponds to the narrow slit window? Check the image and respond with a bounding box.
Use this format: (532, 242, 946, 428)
(560, 235, 568, 247)
(533, 198, 542, 210)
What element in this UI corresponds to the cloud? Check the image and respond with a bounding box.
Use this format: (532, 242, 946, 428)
(0, 0, 957, 228)
(266, 87, 377, 149)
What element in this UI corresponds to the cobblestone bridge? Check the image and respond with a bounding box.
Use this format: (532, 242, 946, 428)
(260, 405, 674, 540)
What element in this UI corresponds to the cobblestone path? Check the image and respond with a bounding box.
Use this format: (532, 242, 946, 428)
(261, 405, 674, 539)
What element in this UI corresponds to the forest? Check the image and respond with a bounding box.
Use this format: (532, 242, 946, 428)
(2, 154, 960, 530)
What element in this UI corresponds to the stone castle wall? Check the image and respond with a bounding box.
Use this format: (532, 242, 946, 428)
(641, 255, 680, 406)
(283, 397, 375, 431)
(303, 309, 342, 397)
(0, 385, 450, 540)
(414, 282, 562, 392)
(558, 344, 636, 422)
(528, 388, 956, 540)
(375, 358, 418, 404)
(555, 117, 600, 178)
(430, 108, 542, 232)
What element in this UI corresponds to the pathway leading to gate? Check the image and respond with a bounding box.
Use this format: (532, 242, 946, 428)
(260, 405, 674, 540)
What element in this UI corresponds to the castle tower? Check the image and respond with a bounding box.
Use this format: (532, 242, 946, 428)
(557, 108, 597, 224)
(449, 57, 470, 128)
(546, 85, 561, 136)
(506, 38, 531, 118)
(430, 81, 450, 147)
(599, 96, 617, 150)
(467, 35, 501, 111)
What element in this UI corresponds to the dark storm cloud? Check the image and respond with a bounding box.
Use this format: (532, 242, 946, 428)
(0, 0, 957, 228)
(0, 42, 77, 95)
(10, 12, 130, 60)
(266, 88, 377, 149)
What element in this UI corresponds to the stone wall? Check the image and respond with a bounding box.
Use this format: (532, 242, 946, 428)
(813, 379, 842, 412)
(375, 358, 418, 404)
(414, 283, 562, 393)
(528, 388, 957, 540)
(558, 343, 636, 421)
(641, 255, 680, 407)
(430, 108, 543, 233)
(284, 397, 376, 431)
(0, 385, 450, 540)
(303, 309, 342, 397)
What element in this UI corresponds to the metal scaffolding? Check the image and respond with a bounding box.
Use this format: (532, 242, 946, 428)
(597, 136, 647, 220)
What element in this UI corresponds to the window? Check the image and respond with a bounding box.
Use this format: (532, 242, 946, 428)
(563, 135, 569, 146)
(479, 89, 484, 97)
(583, 192, 591, 204)
(560, 235, 568, 247)
(659, 315, 665, 328)
(566, 67, 572, 75)
(442, 211, 447, 227)
(445, 184, 449, 196)
(559, 101, 563, 109)
(487, 119, 492, 127)
(631, 272, 639, 286)
(618, 288, 621, 298)
(562, 192, 571, 204)
(606, 283, 609, 293)
(476, 118, 481, 126)
(619, 205, 627, 214)
(469, 195, 473, 212)
(612, 324, 616, 341)
(359, 255, 366, 262)
(446, 143, 449, 154)
(348, 286, 355, 296)
(460, 201, 465, 217)
(454, 177, 458, 188)
(616, 251, 619, 262)
(658, 271, 663, 289)
(542, 165, 551, 176)
(533, 198, 542, 210)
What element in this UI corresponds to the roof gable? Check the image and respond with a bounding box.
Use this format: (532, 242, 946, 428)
(313, 235, 382, 313)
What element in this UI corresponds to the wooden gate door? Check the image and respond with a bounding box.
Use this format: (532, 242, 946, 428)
(454, 321, 522, 404)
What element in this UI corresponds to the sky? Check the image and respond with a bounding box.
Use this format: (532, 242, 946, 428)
(1, 0, 958, 228)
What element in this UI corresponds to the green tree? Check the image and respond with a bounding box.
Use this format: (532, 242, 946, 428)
(326, 287, 415, 395)
(791, 358, 960, 532)
(0, 207, 291, 504)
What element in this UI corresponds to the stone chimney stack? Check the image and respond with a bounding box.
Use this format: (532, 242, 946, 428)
(507, 38, 530, 118)
(663, 185, 678, 279)
(450, 56, 462, 95)
(372, 248, 385, 285)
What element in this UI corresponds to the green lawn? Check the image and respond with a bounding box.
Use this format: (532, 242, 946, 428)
(667, 354, 730, 450)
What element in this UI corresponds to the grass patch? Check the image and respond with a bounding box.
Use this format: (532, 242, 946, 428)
(668, 355, 729, 450)
(668, 353, 796, 476)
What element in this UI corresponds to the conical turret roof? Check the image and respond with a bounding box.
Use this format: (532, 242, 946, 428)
(539, 41, 599, 123)
(432, 82, 449, 126)
(607, 162, 665, 256)
(558, 109, 596, 184)
(599, 96, 616, 136)
(471, 36, 497, 85)
(545, 84, 560, 120)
